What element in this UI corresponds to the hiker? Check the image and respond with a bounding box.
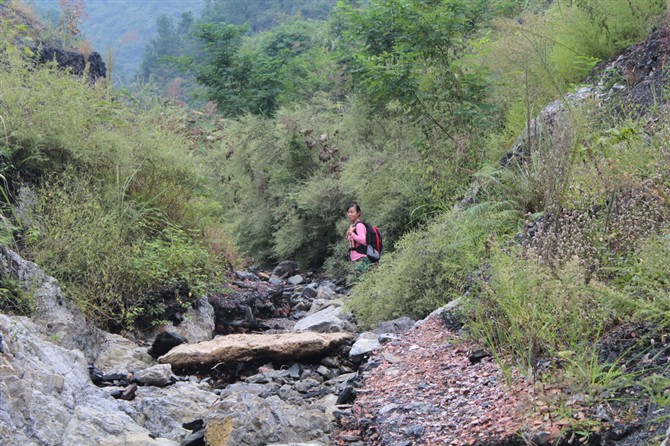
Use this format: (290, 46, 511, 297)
(346, 202, 372, 272)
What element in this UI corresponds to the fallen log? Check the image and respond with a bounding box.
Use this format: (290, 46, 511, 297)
(158, 331, 354, 373)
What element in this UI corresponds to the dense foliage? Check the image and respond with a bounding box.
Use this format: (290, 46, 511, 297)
(24, 0, 337, 84)
(200, 0, 337, 32)
(0, 49, 241, 330)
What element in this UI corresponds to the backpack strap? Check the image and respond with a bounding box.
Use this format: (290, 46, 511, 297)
(350, 221, 368, 255)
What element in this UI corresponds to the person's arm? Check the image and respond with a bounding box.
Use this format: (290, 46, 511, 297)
(348, 222, 367, 245)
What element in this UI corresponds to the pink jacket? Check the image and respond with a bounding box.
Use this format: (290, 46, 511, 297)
(347, 221, 367, 261)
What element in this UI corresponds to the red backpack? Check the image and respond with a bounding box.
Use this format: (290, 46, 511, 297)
(354, 221, 383, 262)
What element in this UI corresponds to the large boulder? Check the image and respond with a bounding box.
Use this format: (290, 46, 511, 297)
(0, 247, 104, 363)
(158, 332, 354, 373)
(272, 260, 299, 279)
(94, 331, 155, 373)
(0, 314, 178, 446)
(293, 304, 356, 334)
(170, 297, 215, 343)
(129, 382, 217, 441)
(204, 389, 332, 446)
(32, 45, 106, 82)
(349, 332, 382, 360)
(0, 249, 220, 445)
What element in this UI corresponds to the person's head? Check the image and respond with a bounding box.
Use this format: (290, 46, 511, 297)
(347, 202, 361, 224)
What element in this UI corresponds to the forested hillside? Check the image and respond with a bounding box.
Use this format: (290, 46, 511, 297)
(23, 0, 205, 83)
(24, 0, 336, 84)
(2, 0, 670, 442)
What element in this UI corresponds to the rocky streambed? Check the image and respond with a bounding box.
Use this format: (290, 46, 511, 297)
(0, 251, 410, 446)
(2, 249, 668, 446)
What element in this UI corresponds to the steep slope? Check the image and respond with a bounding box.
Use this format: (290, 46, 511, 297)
(334, 20, 670, 446)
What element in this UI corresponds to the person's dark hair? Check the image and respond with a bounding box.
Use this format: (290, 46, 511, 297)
(347, 202, 361, 212)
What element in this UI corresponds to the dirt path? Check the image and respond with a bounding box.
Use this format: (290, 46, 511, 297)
(333, 315, 561, 445)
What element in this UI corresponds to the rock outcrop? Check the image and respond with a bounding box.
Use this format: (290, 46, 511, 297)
(32, 45, 106, 82)
(0, 314, 180, 446)
(205, 388, 334, 445)
(158, 332, 354, 373)
(0, 247, 104, 363)
(293, 303, 356, 333)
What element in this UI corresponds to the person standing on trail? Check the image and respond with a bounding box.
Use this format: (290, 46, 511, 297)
(345, 202, 371, 272)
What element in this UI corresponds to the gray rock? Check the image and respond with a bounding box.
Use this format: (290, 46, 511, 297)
(374, 317, 415, 335)
(130, 382, 217, 440)
(288, 274, 304, 285)
(278, 383, 302, 401)
(224, 382, 268, 396)
(204, 391, 332, 445)
(307, 298, 344, 315)
(169, 298, 215, 344)
(95, 332, 155, 373)
(181, 429, 205, 446)
(378, 333, 401, 343)
(415, 297, 463, 329)
(316, 284, 337, 300)
(499, 88, 592, 169)
(287, 363, 301, 379)
(293, 305, 356, 334)
(272, 260, 299, 279)
(316, 366, 333, 380)
(293, 378, 320, 393)
(349, 332, 382, 359)
(0, 247, 104, 363)
(134, 364, 176, 387)
(0, 314, 178, 446)
(301, 284, 318, 299)
(235, 271, 260, 281)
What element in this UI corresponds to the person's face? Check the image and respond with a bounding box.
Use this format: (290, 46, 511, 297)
(347, 206, 360, 224)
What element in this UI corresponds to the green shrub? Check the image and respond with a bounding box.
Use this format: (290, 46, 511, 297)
(604, 235, 670, 326)
(522, 117, 670, 269)
(206, 112, 298, 263)
(206, 99, 437, 268)
(549, 0, 665, 74)
(347, 201, 521, 328)
(0, 55, 238, 330)
(464, 252, 626, 377)
(273, 176, 350, 268)
(23, 175, 219, 330)
(0, 53, 210, 230)
(482, 0, 665, 158)
(0, 275, 34, 316)
(337, 119, 428, 244)
(323, 238, 358, 284)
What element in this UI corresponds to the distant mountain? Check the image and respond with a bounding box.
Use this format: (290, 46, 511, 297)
(25, 0, 206, 84)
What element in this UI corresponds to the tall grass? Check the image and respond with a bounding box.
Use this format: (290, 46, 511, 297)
(347, 201, 521, 328)
(465, 253, 625, 377)
(0, 51, 239, 330)
(483, 0, 665, 148)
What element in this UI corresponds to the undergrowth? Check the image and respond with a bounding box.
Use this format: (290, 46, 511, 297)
(347, 201, 521, 328)
(0, 51, 241, 331)
(0, 274, 33, 316)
